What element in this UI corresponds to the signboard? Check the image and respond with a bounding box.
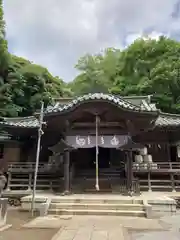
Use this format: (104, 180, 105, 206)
(66, 135, 129, 149)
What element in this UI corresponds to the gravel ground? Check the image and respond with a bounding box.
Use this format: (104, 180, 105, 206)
(0, 210, 59, 240)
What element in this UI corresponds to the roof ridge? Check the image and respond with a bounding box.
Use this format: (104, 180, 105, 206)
(159, 111, 180, 118)
(51, 93, 142, 111)
(44, 92, 158, 115)
(113, 94, 143, 109)
(141, 99, 153, 111)
(3, 116, 37, 121)
(123, 95, 153, 99)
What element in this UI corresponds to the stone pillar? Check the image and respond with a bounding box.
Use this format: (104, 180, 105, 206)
(0, 198, 8, 226)
(6, 172, 11, 191)
(64, 151, 70, 194)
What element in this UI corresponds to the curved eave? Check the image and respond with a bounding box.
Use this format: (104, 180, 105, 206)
(44, 93, 159, 117)
(0, 116, 39, 129)
(155, 111, 180, 128)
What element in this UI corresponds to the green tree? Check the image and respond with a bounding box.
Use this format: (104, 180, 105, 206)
(0, 0, 12, 116)
(0, 1, 68, 117)
(69, 48, 120, 95)
(0, 0, 10, 75)
(111, 37, 180, 113)
(3, 57, 65, 116)
(72, 37, 180, 113)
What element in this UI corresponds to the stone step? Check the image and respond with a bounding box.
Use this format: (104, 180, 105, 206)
(48, 209, 146, 217)
(51, 198, 142, 205)
(49, 203, 144, 211)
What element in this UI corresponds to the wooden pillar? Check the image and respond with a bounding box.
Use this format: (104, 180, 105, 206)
(64, 151, 70, 194)
(166, 142, 171, 162)
(171, 173, 176, 192)
(148, 172, 152, 192)
(28, 173, 32, 191)
(70, 160, 74, 192)
(126, 150, 133, 195)
(63, 120, 71, 195)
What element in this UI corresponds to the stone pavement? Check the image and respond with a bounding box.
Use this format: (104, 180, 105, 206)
(52, 225, 127, 240)
(19, 191, 180, 239)
(131, 231, 180, 240)
(131, 213, 180, 240)
(22, 211, 180, 240)
(23, 215, 168, 240)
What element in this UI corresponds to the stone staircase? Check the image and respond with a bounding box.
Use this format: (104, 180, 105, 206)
(48, 197, 146, 217)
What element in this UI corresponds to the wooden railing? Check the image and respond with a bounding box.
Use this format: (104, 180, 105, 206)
(139, 179, 180, 191)
(7, 162, 60, 173)
(72, 176, 140, 194)
(7, 161, 180, 173)
(133, 162, 180, 173)
(3, 162, 180, 193)
(2, 162, 63, 193)
(76, 168, 124, 179)
(4, 172, 63, 192)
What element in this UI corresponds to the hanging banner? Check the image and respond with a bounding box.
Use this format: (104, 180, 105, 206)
(66, 135, 129, 149)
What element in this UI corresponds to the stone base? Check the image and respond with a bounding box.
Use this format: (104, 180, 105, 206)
(21, 192, 178, 218)
(0, 224, 12, 232)
(0, 198, 8, 226)
(148, 198, 176, 215)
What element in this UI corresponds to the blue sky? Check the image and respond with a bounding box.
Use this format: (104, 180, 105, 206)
(3, 0, 179, 82)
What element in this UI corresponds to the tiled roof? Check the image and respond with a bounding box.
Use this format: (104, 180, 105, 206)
(0, 116, 39, 128)
(1, 113, 180, 129)
(155, 113, 180, 127)
(1, 94, 180, 129)
(45, 93, 157, 115)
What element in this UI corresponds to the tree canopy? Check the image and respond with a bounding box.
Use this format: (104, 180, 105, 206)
(0, 54, 66, 117)
(70, 37, 180, 114)
(68, 48, 120, 95)
(0, 0, 67, 117)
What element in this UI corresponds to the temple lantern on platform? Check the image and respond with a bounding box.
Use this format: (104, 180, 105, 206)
(143, 154, 153, 164)
(133, 163, 140, 170)
(139, 147, 148, 155)
(140, 163, 148, 170)
(150, 163, 158, 170)
(134, 155, 143, 164)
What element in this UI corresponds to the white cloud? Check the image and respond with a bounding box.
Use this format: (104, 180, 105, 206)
(125, 31, 170, 46)
(3, 0, 179, 81)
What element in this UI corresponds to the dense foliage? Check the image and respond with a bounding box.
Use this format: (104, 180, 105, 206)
(0, 1, 67, 117)
(68, 48, 120, 95)
(0, 55, 66, 117)
(70, 37, 180, 114)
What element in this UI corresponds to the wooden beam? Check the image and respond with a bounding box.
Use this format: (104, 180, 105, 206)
(71, 122, 125, 128)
